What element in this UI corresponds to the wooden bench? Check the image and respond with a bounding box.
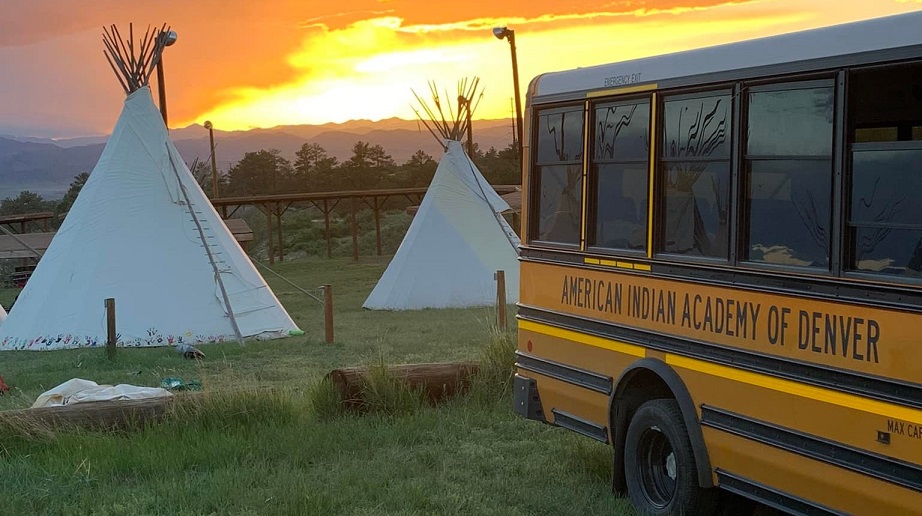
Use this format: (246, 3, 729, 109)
(222, 218, 254, 252)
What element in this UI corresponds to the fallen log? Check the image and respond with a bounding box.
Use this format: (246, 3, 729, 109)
(0, 392, 203, 431)
(327, 361, 480, 409)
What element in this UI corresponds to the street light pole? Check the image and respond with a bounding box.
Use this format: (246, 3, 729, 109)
(155, 30, 178, 128)
(204, 121, 218, 199)
(493, 27, 524, 169)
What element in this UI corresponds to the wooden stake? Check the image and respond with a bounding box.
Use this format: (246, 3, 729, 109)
(105, 298, 117, 360)
(496, 270, 507, 329)
(323, 284, 334, 344)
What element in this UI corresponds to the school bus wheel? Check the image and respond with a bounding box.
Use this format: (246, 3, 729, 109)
(624, 399, 717, 516)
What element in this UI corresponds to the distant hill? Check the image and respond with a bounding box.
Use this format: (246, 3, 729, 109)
(0, 118, 515, 200)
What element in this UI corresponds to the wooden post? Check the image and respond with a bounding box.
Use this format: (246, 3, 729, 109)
(265, 205, 275, 265)
(276, 207, 284, 263)
(323, 199, 332, 259)
(105, 298, 117, 360)
(496, 270, 507, 329)
(373, 197, 382, 256)
(323, 284, 334, 344)
(350, 197, 359, 261)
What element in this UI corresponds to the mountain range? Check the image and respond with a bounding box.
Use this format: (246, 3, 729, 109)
(0, 118, 517, 200)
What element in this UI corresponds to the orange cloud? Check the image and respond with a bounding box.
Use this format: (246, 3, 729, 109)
(1, 0, 919, 137)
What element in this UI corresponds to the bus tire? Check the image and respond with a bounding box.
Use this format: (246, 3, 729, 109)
(624, 399, 716, 516)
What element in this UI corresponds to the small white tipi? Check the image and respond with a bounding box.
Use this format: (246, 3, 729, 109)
(364, 79, 519, 309)
(363, 77, 519, 310)
(0, 303, 7, 326)
(0, 25, 299, 350)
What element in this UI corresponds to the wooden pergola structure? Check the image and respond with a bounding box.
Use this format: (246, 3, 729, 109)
(0, 212, 55, 234)
(210, 185, 518, 264)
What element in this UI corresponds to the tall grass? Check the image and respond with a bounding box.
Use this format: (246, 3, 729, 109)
(0, 257, 638, 515)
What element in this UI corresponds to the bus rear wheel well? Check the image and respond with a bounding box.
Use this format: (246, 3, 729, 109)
(608, 358, 713, 494)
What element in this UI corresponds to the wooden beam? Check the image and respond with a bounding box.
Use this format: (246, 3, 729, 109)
(275, 204, 284, 263)
(323, 199, 332, 259)
(350, 197, 358, 261)
(0, 396, 182, 431)
(327, 361, 480, 410)
(264, 204, 274, 265)
(373, 197, 382, 256)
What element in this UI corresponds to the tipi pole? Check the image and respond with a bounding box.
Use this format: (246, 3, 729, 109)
(166, 144, 245, 346)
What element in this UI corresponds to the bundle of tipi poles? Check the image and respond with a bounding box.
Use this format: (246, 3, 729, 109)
(412, 77, 483, 149)
(102, 23, 171, 94)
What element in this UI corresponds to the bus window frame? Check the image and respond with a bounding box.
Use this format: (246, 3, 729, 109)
(585, 93, 653, 257)
(738, 77, 839, 275)
(843, 139, 922, 286)
(655, 87, 735, 263)
(528, 102, 587, 249)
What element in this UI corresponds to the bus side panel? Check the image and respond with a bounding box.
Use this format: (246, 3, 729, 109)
(518, 326, 638, 438)
(673, 363, 922, 514)
(704, 429, 918, 515)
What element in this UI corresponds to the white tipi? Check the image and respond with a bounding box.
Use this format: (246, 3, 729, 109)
(363, 141, 520, 310)
(0, 303, 6, 326)
(0, 25, 299, 350)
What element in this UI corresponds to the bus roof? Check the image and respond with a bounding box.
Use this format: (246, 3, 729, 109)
(532, 11, 922, 99)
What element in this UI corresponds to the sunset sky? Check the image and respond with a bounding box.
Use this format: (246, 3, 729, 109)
(1, 0, 919, 138)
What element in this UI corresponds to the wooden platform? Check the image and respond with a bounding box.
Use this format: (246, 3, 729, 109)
(222, 218, 254, 251)
(0, 231, 55, 260)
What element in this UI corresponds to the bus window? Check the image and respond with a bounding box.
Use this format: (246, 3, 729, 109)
(591, 100, 650, 251)
(847, 62, 922, 280)
(850, 146, 922, 277)
(533, 107, 585, 245)
(661, 92, 731, 258)
(745, 83, 834, 268)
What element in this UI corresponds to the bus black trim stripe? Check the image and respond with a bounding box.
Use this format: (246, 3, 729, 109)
(716, 470, 847, 516)
(518, 248, 922, 312)
(515, 352, 613, 395)
(551, 409, 609, 443)
(517, 306, 922, 410)
(704, 406, 922, 493)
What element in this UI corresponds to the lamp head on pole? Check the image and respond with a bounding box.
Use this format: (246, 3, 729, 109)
(204, 120, 213, 130)
(493, 26, 512, 40)
(159, 30, 178, 47)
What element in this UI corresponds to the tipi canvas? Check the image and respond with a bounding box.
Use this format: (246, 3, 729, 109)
(364, 140, 519, 310)
(0, 303, 6, 326)
(0, 86, 299, 350)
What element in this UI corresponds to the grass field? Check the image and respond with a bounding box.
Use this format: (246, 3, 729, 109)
(0, 257, 637, 515)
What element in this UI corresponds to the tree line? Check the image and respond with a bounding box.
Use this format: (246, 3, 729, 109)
(1, 140, 520, 220)
(192, 140, 520, 197)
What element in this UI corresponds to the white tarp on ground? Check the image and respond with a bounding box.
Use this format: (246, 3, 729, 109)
(0, 86, 300, 350)
(364, 140, 520, 310)
(31, 378, 172, 408)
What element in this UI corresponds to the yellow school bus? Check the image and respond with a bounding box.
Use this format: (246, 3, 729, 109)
(512, 11, 922, 516)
